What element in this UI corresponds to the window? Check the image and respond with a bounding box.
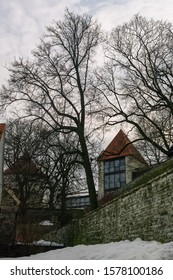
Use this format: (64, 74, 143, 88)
(104, 157, 126, 192)
(66, 196, 90, 208)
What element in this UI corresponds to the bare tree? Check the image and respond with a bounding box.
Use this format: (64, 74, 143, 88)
(95, 15, 173, 157)
(37, 129, 84, 207)
(1, 10, 102, 209)
(4, 119, 46, 211)
(4, 118, 85, 227)
(134, 121, 168, 165)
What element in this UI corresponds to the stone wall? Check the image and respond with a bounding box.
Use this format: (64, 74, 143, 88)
(0, 187, 18, 245)
(57, 158, 173, 245)
(0, 208, 17, 245)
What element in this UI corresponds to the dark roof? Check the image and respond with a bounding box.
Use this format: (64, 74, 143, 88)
(4, 154, 41, 175)
(98, 129, 147, 164)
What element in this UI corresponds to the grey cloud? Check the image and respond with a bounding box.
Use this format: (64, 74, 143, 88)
(1, 0, 173, 85)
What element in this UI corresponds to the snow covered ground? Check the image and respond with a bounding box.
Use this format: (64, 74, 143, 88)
(11, 238, 173, 260)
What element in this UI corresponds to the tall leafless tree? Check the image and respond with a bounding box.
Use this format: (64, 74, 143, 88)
(1, 10, 102, 209)
(95, 15, 173, 157)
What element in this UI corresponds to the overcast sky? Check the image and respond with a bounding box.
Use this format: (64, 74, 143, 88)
(0, 0, 173, 86)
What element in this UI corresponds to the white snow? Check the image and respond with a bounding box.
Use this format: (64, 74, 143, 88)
(12, 238, 173, 260)
(39, 220, 54, 226)
(32, 240, 63, 247)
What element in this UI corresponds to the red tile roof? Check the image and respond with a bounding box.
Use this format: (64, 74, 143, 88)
(0, 123, 5, 140)
(4, 155, 41, 175)
(98, 129, 147, 164)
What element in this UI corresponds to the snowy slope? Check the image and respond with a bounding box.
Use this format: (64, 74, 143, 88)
(11, 238, 173, 260)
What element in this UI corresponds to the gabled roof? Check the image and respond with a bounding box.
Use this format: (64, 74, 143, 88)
(4, 154, 41, 175)
(98, 129, 147, 164)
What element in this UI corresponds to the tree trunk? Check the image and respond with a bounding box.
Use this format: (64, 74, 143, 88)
(79, 132, 98, 210)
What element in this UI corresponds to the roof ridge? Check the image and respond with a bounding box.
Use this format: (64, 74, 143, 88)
(98, 129, 147, 164)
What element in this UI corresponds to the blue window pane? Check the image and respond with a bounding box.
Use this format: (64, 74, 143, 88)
(110, 174, 114, 188)
(104, 158, 126, 191)
(120, 158, 125, 170)
(104, 161, 110, 173)
(109, 161, 114, 172)
(114, 159, 119, 170)
(115, 173, 120, 182)
(104, 175, 110, 189)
